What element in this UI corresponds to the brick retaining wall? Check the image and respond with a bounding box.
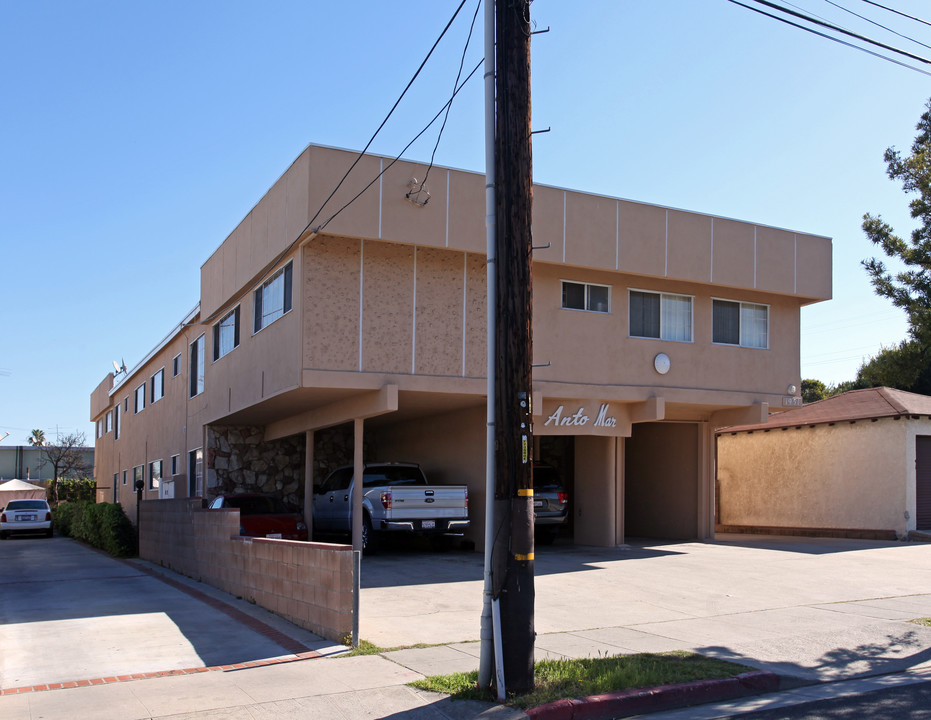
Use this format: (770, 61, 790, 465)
(139, 498, 353, 642)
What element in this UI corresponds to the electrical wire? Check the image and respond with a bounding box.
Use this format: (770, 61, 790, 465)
(418, 0, 483, 199)
(302, 0, 470, 236)
(315, 59, 484, 233)
(737, 0, 931, 65)
(727, 0, 931, 76)
(861, 0, 931, 29)
(823, 0, 931, 51)
(195, 1, 472, 328)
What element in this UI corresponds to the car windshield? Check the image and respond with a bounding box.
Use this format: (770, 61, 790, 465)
(6, 500, 48, 510)
(224, 496, 289, 515)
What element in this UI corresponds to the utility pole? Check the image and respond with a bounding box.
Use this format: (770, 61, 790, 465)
(491, 0, 535, 695)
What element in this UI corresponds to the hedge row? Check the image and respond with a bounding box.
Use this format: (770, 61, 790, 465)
(54, 501, 137, 557)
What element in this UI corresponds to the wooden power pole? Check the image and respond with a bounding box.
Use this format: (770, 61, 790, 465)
(492, 0, 535, 695)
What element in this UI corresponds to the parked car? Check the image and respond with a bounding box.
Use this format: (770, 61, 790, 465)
(0, 499, 53, 539)
(313, 462, 469, 554)
(533, 462, 569, 544)
(207, 493, 308, 541)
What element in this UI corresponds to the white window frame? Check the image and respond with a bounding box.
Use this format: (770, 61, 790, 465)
(628, 289, 694, 343)
(712, 298, 770, 349)
(190, 334, 205, 398)
(105, 410, 113, 434)
(170, 454, 180, 476)
(213, 306, 240, 361)
(134, 384, 146, 414)
(172, 353, 181, 377)
(253, 261, 293, 334)
(148, 459, 162, 491)
(561, 280, 611, 313)
(95, 419, 103, 439)
(151, 368, 165, 404)
(132, 465, 144, 493)
(114, 404, 120, 441)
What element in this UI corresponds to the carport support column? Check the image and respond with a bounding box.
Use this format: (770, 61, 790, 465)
(304, 430, 314, 537)
(352, 418, 364, 553)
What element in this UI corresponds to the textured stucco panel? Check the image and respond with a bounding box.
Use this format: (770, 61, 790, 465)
(755, 226, 795, 294)
(795, 234, 832, 301)
(415, 248, 465, 376)
(711, 218, 755, 289)
(308, 147, 381, 241)
(464, 253, 487, 378)
(532, 185, 565, 266)
(447, 169, 485, 253)
(381, 160, 447, 248)
(619, 201, 665, 278)
(717, 419, 909, 536)
(565, 193, 616, 270)
(304, 237, 361, 371)
(362, 241, 414, 373)
(667, 210, 712, 284)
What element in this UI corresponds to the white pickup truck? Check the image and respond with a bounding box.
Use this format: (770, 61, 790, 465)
(312, 462, 469, 553)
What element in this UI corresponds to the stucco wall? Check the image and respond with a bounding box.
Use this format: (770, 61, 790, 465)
(717, 417, 914, 537)
(625, 423, 700, 539)
(139, 498, 353, 642)
(573, 436, 620, 546)
(373, 405, 486, 547)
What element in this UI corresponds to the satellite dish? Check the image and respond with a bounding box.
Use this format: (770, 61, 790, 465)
(112, 360, 122, 373)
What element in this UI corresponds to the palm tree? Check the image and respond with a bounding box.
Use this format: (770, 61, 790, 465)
(27, 428, 46, 447)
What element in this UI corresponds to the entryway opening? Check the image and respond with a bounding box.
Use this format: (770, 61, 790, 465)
(625, 422, 700, 540)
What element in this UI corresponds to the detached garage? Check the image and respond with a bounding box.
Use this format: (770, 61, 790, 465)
(716, 387, 931, 540)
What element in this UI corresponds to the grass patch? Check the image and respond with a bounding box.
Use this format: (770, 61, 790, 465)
(338, 638, 460, 657)
(410, 651, 751, 709)
(911, 617, 931, 627)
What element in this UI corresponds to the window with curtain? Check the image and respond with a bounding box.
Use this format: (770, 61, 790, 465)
(254, 262, 292, 333)
(713, 299, 768, 348)
(629, 290, 691, 342)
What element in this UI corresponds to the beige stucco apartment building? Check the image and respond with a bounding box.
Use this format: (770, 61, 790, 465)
(90, 144, 832, 548)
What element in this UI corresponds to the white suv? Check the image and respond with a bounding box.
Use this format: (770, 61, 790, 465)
(0, 499, 53, 539)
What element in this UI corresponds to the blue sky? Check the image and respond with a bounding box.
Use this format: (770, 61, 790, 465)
(1, 0, 929, 448)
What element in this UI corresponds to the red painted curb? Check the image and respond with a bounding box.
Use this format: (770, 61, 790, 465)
(526, 670, 779, 720)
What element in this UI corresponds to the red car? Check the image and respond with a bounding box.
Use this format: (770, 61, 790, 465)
(207, 494, 308, 540)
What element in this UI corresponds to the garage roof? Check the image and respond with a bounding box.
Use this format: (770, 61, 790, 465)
(719, 386, 931, 434)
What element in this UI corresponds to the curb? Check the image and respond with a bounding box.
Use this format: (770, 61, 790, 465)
(525, 670, 779, 720)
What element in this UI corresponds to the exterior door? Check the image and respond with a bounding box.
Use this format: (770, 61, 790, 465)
(917, 436, 931, 530)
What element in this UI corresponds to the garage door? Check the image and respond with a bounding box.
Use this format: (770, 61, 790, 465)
(917, 436, 931, 530)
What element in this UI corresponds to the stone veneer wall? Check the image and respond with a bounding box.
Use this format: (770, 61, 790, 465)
(207, 423, 375, 506)
(139, 498, 353, 642)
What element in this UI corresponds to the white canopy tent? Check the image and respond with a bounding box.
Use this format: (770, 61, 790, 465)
(0, 478, 47, 506)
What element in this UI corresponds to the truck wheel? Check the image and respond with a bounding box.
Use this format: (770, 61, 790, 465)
(362, 515, 378, 555)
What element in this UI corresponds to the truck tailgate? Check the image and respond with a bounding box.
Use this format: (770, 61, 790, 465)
(384, 486, 467, 519)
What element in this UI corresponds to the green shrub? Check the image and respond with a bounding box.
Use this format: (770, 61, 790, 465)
(53, 501, 77, 537)
(61, 501, 137, 557)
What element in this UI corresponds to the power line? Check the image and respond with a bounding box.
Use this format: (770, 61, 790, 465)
(316, 59, 484, 233)
(739, 0, 931, 64)
(861, 0, 931, 29)
(196, 1, 474, 329)
(823, 0, 931, 51)
(303, 0, 470, 236)
(727, 0, 931, 76)
(417, 0, 483, 200)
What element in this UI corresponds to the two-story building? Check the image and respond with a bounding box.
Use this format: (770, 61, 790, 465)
(90, 143, 832, 548)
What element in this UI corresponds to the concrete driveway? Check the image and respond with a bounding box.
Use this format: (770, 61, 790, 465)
(0, 536, 335, 691)
(361, 534, 931, 683)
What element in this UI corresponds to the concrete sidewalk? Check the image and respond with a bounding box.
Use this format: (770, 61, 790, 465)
(3, 534, 931, 719)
